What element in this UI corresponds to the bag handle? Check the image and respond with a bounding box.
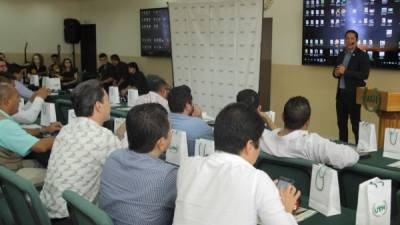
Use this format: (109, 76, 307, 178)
(315, 165, 328, 191)
(369, 180, 385, 188)
(389, 128, 399, 146)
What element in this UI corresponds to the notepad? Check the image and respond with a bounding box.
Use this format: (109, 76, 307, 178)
(387, 161, 400, 168)
(295, 208, 317, 222)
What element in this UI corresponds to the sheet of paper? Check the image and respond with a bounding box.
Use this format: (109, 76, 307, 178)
(387, 161, 400, 168)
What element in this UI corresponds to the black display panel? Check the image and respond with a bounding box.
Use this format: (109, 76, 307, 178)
(302, 0, 400, 69)
(140, 8, 171, 57)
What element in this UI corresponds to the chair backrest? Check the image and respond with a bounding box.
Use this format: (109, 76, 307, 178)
(55, 99, 73, 125)
(62, 190, 113, 225)
(0, 166, 51, 225)
(255, 152, 314, 197)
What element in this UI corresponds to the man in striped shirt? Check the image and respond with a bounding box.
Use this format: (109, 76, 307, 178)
(99, 103, 177, 225)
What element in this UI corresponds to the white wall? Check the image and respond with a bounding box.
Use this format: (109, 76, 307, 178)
(0, 0, 82, 55)
(80, 0, 168, 56)
(263, 0, 303, 65)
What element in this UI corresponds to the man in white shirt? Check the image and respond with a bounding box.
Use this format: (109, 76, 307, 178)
(134, 77, 170, 112)
(173, 103, 300, 225)
(40, 80, 125, 221)
(260, 96, 359, 169)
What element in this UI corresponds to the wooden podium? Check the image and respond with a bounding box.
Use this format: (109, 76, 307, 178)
(356, 87, 400, 149)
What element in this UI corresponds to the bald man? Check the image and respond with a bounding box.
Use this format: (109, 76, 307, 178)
(0, 82, 61, 185)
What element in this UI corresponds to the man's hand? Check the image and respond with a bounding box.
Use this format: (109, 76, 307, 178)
(191, 104, 202, 118)
(43, 122, 63, 133)
(34, 87, 50, 100)
(279, 184, 301, 213)
(335, 64, 345, 77)
(257, 110, 277, 130)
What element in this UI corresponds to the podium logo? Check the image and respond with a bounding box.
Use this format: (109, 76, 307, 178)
(362, 88, 381, 113)
(372, 201, 388, 217)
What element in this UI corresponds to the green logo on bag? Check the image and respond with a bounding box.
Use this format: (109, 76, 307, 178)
(372, 201, 387, 217)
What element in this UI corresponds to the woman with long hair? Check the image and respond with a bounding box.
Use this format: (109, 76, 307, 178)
(27, 53, 47, 76)
(119, 62, 149, 96)
(57, 58, 78, 90)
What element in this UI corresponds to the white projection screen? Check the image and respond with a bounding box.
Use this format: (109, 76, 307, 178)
(169, 0, 263, 116)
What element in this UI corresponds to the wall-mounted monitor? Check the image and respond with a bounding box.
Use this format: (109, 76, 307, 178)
(302, 0, 400, 69)
(140, 8, 171, 57)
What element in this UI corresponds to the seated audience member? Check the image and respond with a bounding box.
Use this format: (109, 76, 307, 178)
(98, 53, 115, 91)
(0, 82, 61, 185)
(134, 77, 170, 112)
(2, 63, 33, 100)
(168, 85, 212, 155)
(48, 54, 61, 76)
(58, 58, 78, 90)
(0, 53, 10, 66)
(0, 74, 48, 124)
(27, 53, 47, 76)
(40, 80, 125, 221)
(0, 58, 8, 73)
(173, 103, 300, 225)
(110, 54, 129, 86)
(119, 62, 149, 96)
(260, 96, 359, 169)
(99, 103, 177, 225)
(236, 89, 276, 130)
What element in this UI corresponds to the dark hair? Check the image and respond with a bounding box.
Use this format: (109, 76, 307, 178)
(31, 53, 44, 66)
(345, 30, 358, 40)
(214, 103, 264, 155)
(7, 64, 22, 75)
(62, 58, 75, 71)
(128, 62, 140, 73)
(126, 103, 170, 153)
(71, 79, 105, 117)
(99, 53, 107, 58)
(283, 96, 311, 130)
(150, 77, 168, 93)
(236, 89, 260, 111)
(51, 54, 58, 58)
(168, 85, 192, 113)
(110, 54, 120, 62)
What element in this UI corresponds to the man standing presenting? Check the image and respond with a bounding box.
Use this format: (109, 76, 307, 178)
(333, 30, 369, 144)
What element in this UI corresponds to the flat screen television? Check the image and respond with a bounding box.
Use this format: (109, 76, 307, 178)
(302, 0, 400, 69)
(140, 8, 171, 57)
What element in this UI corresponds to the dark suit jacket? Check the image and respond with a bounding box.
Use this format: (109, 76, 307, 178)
(332, 47, 370, 100)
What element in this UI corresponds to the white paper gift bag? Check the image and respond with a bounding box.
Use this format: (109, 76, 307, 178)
(166, 129, 189, 165)
(18, 98, 25, 111)
(68, 109, 77, 124)
(383, 128, 400, 160)
(40, 102, 57, 126)
(266, 111, 276, 122)
(42, 77, 61, 91)
(309, 164, 341, 216)
(127, 89, 139, 107)
(113, 117, 126, 134)
(109, 86, 120, 105)
(194, 139, 215, 157)
(357, 121, 377, 152)
(30, 75, 39, 86)
(356, 177, 391, 225)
